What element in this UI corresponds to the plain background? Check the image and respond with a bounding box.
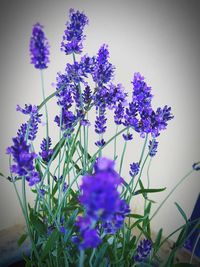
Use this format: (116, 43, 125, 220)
(0, 0, 200, 240)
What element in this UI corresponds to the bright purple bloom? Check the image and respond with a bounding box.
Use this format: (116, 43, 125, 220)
(55, 108, 77, 135)
(83, 85, 92, 105)
(61, 9, 89, 55)
(16, 104, 42, 141)
(95, 139, 106, 147)
(149, 139, 158, 157)
(80, 119, 90, 127)
(114, 102, 125, 125)
(95, 106, 107, 134)
(134, 239, 152, 262)
(150, 105, 174, 137)
(39, 137, 53, 162)
(92, 44, 114, 85)
(80, 229, 102, 249)
(26, 171, 41, 186)
(29, 23, 50, 69)
(75, 157, 129, 249)
(123, 133, 133, 141)
(125, 73, 173, 137)
(6, 137, 40, 186)
(130, 162, 140, 177)
(79, 158, 125, 221)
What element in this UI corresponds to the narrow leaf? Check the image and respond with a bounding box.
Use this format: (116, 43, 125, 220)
(18, 233, 28, 246)
(175, 202, 188, 222)
(134, 187, 166, 195)
(41, 229, 59, 260)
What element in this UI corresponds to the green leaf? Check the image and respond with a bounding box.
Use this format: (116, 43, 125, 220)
(154, 228, 163, 249)
(77, 140, 92, 160)
(93, 243, 108, 267)
(127, 214, 145, 219)
(18, 233, 28, 246)
(41, 229, 59, 260)
(175, 202, 188, 222)
(134, 187, 166, 196)
(30, 211, 46, 236)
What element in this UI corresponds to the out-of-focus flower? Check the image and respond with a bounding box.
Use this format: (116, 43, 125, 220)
(134, 239, 152, 262)
(29, 23, 50, 69)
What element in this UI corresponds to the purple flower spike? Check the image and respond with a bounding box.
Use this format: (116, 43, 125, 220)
(29, 23, 50, 69)
(134, 239, 152, 262)
(39, 137, 53, 162)
(149, 139, 158, 157)
(129, 162, 140, 177)
(61, 9, 89, 55)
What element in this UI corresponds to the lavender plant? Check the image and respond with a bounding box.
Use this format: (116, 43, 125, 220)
(2, 8, 200, 267)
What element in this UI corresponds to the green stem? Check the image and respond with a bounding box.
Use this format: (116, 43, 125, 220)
(114, 125, 118, 160)
(79, 250, 85, 267)
(119, 141, 127, 175)
(190, 231, 200, 264)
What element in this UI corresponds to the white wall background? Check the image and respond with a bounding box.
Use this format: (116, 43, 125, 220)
(0, 0, 200, 240)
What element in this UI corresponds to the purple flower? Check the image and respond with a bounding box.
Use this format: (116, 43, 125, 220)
(95, 106, 107, 134)
(150, 105, 174, 137)
(26, 171, 41, 187)
(39, 137, 53, 162)
(80, 119, 91, 127)
(123, 133, 133, 141)
(95, 139, 106, 147)
(79, 158, 125, 221)
(75, 157, 129, 249)
(114, 102, 125, 125)
(149, 139, 158, 157)
(125, 73, 174, 137)
(55, 108, 77, 135)
(134, 239, 152, 262)
(55, 73, 74, 108)
(29, 23, 50, 69)
(192, 162, 200, 171)
(61, 9, 89, 55)
(83, 85, 92, 105)
(80, 229, 102, 249)
(92, 44, 114, 85)
(7, 137, 40, 186)
(130, 162, 140, 177)
(16, 104, 42, 141)
(7, 137, 37, 176)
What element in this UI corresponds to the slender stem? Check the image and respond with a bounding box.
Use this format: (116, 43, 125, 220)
(150, 169, 194, 221)
(89, 249, 96, 267)
(119, 141, 127, 175)
(144, 157, 152, 210)
(79, 250, 85, 267)
(139, 134, 148, 165)
(190, 232, 200, 264)
(40, 70, 51, 210)
(114, 125, 118, 160)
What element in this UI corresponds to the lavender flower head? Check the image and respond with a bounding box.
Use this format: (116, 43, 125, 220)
(149, 139, 158, 157)
(134, 239, 152, 262)
(16, 104, 42, 141)
(29, 23, 50, 69)
(39, 137, 53, 162)
(74, 157, 130, 249)
(130, 162, 140, 177)
(6, 137, 40, 186)
(61, 9, 89, 55)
